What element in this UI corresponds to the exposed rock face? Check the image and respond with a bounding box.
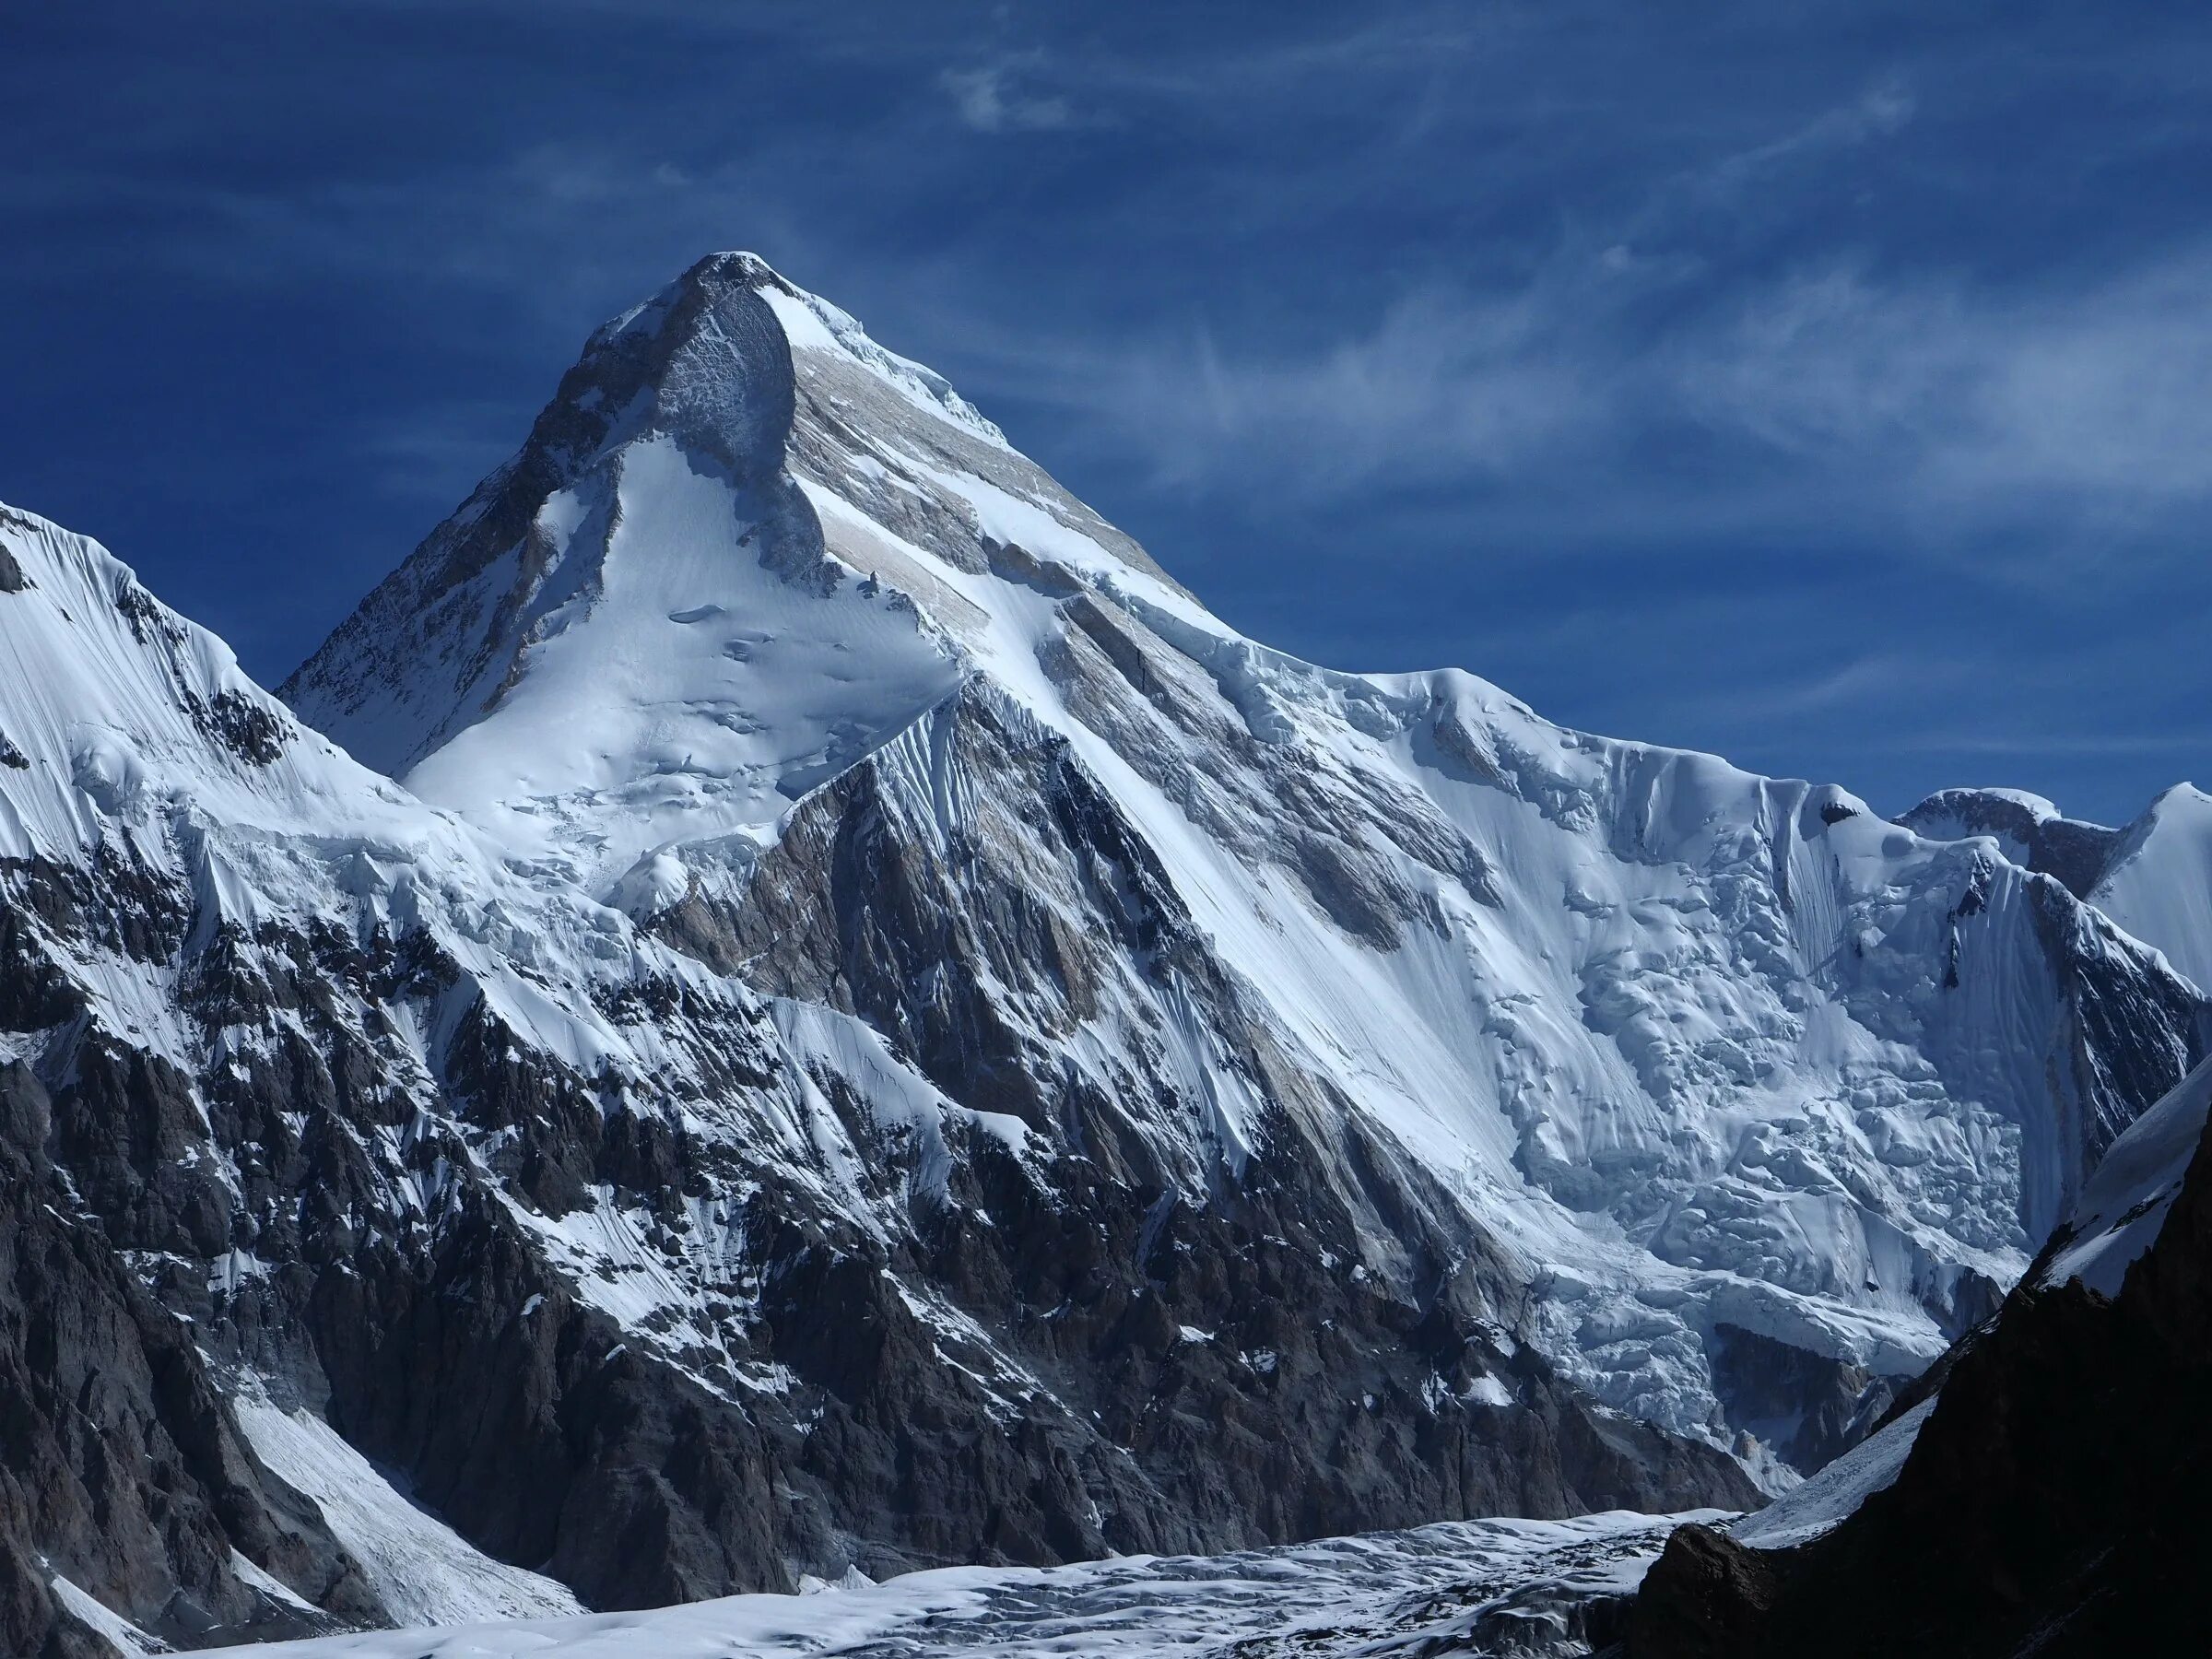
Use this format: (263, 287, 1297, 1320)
(1895, 788, 2122, 900)
(275, 257, 836, 782)
(1627, 1065, 2212, 1657)
(4, 253, 2210, 1648)
(0, 1065, 369, 1657)
(1625, 1522, 1783, 1659)
(1703, 1325, 1892, 1476)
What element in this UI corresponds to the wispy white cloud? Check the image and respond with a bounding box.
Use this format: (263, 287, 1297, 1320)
(915, 68, 2212, 575)
(1696, 74, 1917, 199)
(1888, 729, 2212, 759)
(940, 59, 1080, 133)
(1186, 242, 2210, 523)
(1670, 252, 2212, 518)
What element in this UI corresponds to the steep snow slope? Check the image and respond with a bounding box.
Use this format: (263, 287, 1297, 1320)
(229, 1387, 584, 1627)
(1725, 1395, 1934, 1551)
(2041, 1053, 2212, 1295)
(288, 253, 2206, 1477)
(2085, 784, 2212, 993)
(0, 505, 711, 1076)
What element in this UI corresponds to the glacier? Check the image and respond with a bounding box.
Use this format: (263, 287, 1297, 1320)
(185, 1507, 1719, 1659)
(1620, 1002, 2212, 1655)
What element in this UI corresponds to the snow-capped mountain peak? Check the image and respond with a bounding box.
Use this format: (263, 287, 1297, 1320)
(282, 251, 1199, 895)
(0, 500, 342, 863)
(1893, 785, 2120, 899)
(2085, 782, 2212, 994)
(287, 252, 2210, 1483)
(1900, 781, 2212, 997)
(12, 251, 2212, 1650)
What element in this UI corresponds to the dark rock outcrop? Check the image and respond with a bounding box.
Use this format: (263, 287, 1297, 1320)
(1896, 789, 2121, 900)
(1627, 1100, 2212, 1657)
(0, 1064, 371, 1655)
(1705, 1324, 1892, 1475)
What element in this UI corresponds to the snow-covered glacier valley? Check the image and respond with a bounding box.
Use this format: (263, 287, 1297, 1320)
(184, 1508, 1719, 1659)
(1, 253, 2207, 1654)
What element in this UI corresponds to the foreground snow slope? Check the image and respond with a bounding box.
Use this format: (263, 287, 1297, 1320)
(289, 253, 2204, 1467)
(191, 1508, 1716, 1659)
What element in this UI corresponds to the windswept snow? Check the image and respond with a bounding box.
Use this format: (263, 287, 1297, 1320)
(1729, 1396, 1936, 1550)
(50, 1576, 167, 1658)
(401, 431, 965, 888)
(757, 283, 1009, 452)
(0, 506, 406, 866)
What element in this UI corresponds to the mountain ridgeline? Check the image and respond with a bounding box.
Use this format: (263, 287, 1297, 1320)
(0, 255, 2205, 1653)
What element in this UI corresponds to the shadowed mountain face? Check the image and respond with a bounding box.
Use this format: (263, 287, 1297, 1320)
(1, 256, 2206, 1650)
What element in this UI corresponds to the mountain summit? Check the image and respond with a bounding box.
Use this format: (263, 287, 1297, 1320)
(1, 254, 2206, 1651)
(289, 250, 2206, 1473)
(283, 252, 1175, 890)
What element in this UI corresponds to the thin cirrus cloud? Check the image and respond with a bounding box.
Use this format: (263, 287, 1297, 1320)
(1669, 256, 2212, 507)
(939, 60, 1083, 134)
(892, 56, 2212, 600)
(948, 212, 2212, 585)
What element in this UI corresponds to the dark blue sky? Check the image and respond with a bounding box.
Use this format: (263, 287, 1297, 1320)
(7, 2, 2208, 823)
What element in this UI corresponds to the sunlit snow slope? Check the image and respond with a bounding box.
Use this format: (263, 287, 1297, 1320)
(2041, 1053, 2212, 1296)
(2087, 785, 2212, 994)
